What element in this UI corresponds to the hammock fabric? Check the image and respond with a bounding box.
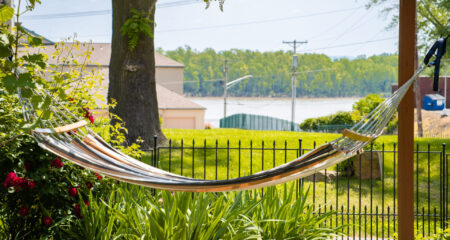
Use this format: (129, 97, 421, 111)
(18, 64, 425, 192)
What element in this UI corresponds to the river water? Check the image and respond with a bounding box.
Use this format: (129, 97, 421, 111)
(190, 97, 360, 128)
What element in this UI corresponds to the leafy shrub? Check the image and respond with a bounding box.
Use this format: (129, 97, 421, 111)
(0, 81, 121, 239)
(64, 184, 342, 239)
(299, 111, 355, 131)
(0, 3, 142, 238)
(352, 93, 385, 116)
(300, 94, 399, 134)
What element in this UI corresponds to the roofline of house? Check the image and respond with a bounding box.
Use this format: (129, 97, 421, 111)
(22, 26, 55, 45)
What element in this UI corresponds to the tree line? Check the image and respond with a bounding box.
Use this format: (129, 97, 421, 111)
(162, 47, 398, 97)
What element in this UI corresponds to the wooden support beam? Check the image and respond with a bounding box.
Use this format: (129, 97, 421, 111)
(398, 1, 416, 239)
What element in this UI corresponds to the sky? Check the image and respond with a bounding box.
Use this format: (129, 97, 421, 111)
(18, 0, 398, 58)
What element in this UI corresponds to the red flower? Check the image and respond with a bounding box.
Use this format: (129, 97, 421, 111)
(28, 180, 36, 189)
(86, 182, 93, 190)
(51, 157, 63, 168)
(43, 216, 52, 227)
(83, 200, 89, 206)
(88, 115, 95, 124)
(3, 173, 31, 190)
(17, 177, 28, 189)
(3, 172, 15, 188)
(94, 172, 102, 180)
(68, 187, 77, 197)
(83, 108, 95, 124)
(24, 162, 31, 172)
(74, 204, 82, 219)
(19, 206, 29, 216)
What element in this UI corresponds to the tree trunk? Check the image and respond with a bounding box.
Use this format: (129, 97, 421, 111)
(109, 0, 166, 149)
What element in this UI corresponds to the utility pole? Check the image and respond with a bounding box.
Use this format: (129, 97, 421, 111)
(282, 40, 307, 131)
(220, 59, 230, 119)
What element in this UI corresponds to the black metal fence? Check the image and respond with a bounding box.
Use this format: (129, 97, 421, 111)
(143, 137, 449, 239)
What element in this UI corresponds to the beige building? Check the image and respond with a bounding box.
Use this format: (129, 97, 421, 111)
(156, 84, 205, 129)
(21, 42, 205, 129)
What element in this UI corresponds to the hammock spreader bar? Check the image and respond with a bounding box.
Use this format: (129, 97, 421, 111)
(33, 120, 88, 134)
(342, 129, 373, 142)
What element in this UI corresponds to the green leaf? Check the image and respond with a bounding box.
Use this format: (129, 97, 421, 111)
(0, 5, 14, 23)
(3, 75, 17, 93)
(18, 72, 34, 88)
(21, 87, 32, 98)
(23, 53, 46, 68)
(30, 95, 41, 109)
(41, 95, 52, 110)
(27, 35, 43, 47)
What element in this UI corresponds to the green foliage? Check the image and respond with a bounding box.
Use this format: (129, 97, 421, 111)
(64, 184, 342, 239)
(120, 9, 154, 51)
(0, 5, 14, 23)
(300, 94, 393, 132)
(0, 82, 118, 239)
(299, 111, 355, 131)
(162, 47, 398, 97)
(352, 93, 385, 116)
(392, 227, 450, 239)
(0, 2, 143, 238)
(366, 0, 449, 54)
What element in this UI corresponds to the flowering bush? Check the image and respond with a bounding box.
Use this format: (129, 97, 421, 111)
(0, 131, 116, 238)
(0, 4, 141, 239)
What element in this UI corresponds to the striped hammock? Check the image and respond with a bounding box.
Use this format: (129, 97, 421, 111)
(18, 65, 425, 192)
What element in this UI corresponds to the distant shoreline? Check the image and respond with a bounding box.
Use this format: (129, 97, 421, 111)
(188, 96, 362, 101)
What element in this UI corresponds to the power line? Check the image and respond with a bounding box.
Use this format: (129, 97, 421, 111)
(22, 10, 111, 20)
(321, 8, 376, 49)
(22, 0, 201, 20)
(157, 6, 365, 33)
(300, 37, 397, 52)
(307, 6, 361, 40)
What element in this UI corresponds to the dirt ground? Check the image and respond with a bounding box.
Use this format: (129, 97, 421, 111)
(413, 109, 450, 138)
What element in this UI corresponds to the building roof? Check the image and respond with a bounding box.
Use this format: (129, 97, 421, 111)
(424, 94, 445, 100)
(19, 43, 184, 68)
(156, 84, 205, 110)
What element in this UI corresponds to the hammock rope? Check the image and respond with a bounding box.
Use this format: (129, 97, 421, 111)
(19, 35, 450, 192)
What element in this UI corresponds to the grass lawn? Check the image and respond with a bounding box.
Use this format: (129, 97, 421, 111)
(144, 128, 450, 236)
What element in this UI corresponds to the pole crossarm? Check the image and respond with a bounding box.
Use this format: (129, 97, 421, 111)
(226, 75, 253, 89)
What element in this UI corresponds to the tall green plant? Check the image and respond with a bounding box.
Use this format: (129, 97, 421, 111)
(66, 184, 343, 239)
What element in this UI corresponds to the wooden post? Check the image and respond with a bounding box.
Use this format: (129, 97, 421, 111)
(398, 1, 416, 239)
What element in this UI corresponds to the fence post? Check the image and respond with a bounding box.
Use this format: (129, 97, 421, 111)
(441, 143, 446, 229)
(153, 135, 158, 167)
(152, 135, 158, 196)
(169, 139, 172, 172)
(443, 143, 447, 229)
(298, 138, 303, 190)
(192, 139, 195, 178)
